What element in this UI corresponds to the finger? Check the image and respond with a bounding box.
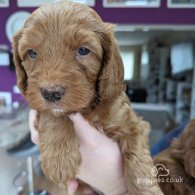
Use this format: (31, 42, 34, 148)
(29, 109, 39, 144)
(31, 130, 39, 144)
(68, 113, 102, 146)
(29, 109, 37, 131)
(68, 179, 78, 195)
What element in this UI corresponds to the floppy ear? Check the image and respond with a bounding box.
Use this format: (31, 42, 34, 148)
(97, 24, 125, 101)
(12, 30, 28, 96)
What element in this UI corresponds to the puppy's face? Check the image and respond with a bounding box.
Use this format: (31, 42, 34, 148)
(13, 1, 124, 116)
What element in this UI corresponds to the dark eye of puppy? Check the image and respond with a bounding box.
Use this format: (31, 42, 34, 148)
(28, 49, 37, 60)
(77, 47, 90, 56)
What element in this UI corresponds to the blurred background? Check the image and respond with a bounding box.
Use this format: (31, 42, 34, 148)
(0, 0, 195, 194)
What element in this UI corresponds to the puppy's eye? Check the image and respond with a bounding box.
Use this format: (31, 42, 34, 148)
(28, 49, 37, 60)
(77, 47, 90, 56)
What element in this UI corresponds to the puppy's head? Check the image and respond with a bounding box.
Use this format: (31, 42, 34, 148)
(13, 1, 124, 116)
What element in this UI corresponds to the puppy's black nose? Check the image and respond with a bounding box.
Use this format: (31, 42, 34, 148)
(41, 86, 65, 102)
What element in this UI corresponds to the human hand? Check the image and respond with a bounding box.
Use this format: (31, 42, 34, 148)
(29, 110, 127, 195)
(68, 113, 127, 195)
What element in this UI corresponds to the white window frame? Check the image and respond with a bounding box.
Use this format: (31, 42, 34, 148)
(103, 0, 161, 8)
(168, 0, 195, 8)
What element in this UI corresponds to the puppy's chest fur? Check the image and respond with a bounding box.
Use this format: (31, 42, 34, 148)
(36, 93, 134, 187)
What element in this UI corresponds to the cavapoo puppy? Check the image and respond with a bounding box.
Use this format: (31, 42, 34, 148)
(154, 119, 195, 195)
(13, 1, 163, 194)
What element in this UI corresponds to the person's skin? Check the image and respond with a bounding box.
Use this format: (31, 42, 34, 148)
(29, 110, 128, 195)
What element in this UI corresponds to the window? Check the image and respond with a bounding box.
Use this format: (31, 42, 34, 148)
(120, 50, 134, 80)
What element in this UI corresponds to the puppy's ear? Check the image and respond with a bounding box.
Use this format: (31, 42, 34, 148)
(12, 30, 27, 96)
(98, 24, 124, 101)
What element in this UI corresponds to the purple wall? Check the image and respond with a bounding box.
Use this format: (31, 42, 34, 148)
(0, 0, 195, 103)
(1, 0, 195, 46)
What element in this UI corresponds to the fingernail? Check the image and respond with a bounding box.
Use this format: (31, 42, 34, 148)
(68, 113, 80, 121)
(31, 134, 39, 144)
(68, 179, 78, 194)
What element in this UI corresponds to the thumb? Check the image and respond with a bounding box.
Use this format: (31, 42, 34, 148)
(68, 113, 101, 146)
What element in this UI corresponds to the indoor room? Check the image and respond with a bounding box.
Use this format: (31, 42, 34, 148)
(0, 0, 195, 195)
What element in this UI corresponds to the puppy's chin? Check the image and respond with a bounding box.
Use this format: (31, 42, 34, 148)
(51, 108, 66, 117)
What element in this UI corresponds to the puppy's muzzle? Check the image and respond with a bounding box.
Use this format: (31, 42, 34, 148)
(41, 86, 65, 102)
